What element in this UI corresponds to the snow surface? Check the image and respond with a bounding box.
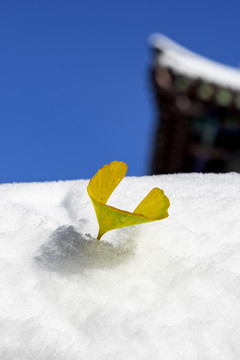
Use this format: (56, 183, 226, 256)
(1, 173, 240, 359)
(150, 34, 240, 91)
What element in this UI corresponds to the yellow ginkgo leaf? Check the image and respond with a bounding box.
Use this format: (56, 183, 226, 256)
(87, 161, 170, 240)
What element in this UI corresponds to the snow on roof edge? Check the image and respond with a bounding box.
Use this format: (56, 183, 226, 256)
(149, 34, 240, 92)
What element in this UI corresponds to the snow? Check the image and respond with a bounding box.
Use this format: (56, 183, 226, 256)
(150, 34, 240, 91)
(1, 173, 240, 359)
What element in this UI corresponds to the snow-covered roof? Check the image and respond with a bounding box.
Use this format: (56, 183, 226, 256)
(150, 34, 240, 92)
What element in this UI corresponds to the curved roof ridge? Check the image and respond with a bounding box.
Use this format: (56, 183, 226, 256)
(150, 34, 240, 91)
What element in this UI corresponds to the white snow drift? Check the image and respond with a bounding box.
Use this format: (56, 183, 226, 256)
(1, 173, 240, 359)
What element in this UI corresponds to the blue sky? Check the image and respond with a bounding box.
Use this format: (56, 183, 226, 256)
(1, 0, 239, 183)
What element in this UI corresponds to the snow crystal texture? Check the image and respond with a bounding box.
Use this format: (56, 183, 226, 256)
(1, 173, 240, 359)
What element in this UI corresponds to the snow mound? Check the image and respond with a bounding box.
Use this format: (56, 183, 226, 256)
(1, 173, 240, 359)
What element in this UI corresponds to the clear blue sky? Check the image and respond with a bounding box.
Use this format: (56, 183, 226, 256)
(1, 0, 239, 183)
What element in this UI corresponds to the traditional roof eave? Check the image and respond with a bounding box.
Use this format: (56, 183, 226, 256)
(150, 34, 240, 92)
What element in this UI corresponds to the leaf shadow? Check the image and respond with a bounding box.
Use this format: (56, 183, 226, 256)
(35, 225, 136, 275)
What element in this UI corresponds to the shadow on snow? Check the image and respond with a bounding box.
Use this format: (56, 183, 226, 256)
(35, 225, 136, 274)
